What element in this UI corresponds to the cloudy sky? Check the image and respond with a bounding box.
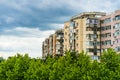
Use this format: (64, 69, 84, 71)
(0, 0, 119, 58)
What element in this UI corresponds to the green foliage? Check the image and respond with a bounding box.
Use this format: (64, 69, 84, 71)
(0, 57, 4, 63)
(0, 49, 120, 80)
(101, 48, 120, 71)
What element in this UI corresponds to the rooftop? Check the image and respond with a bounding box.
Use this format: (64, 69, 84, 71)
(71, 12, 106, 20)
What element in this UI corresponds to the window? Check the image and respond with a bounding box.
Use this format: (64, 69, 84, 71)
(115, 46, 120, 51)
(115, 15, 120, 20)
(86, 19, 90, 24)
(56, 44, 60, 49)
(70, 22, 75, 27)
(106, 33, 111, 37)
(76, 43, 78, 47)
(65, 26, 68, 29)
(90, 19, 98, 24)
(101, 25, 111, 31)
(86, 48, 94, 52)
(101, 40, 111, 45)
(86, 41, 94, 46)
(65, 32, 67, 35)
(86, 19, 98, 24)
(86, 34, 98, 39)
(114, 30, 120, 36)
(101, 33, 111, 38)
(106, 40, 111, 45)
(106, 26, 111, 30)
(76, 36, 78, 40)
(97, 27, 101, 31)
(114, 23, 120, 29)
(101, 20, 104, 24)
(76, 29, 79, 33)
(101, 41, 105, 45)
(75, 22, 79, 26)
(91, 56, 99, 60)
(103, 18, 111, 23)
(101, 27, 105, 31)
(97, 49, 101, 53)
(86, 27, 94, 31)
(114, 39, 120, 44)
(86, 48, 100, 54)
(65, 39, 67, 42)
(97, 42, 100, 46)
(101, 34, 104, 38)
(86, 41, 100, 46)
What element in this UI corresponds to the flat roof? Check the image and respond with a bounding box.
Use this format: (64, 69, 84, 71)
(71, 12, 106, 20)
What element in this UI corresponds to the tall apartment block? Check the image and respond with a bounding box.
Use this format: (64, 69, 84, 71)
(64, 12, 106, 60)
(100, 10, 120, 53)
(42, 29, 64, 58)
(42, 10, 120, 59)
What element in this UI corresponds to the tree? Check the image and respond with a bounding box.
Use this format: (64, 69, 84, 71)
(0, 49, 120, 79)
(101, 48, 120, 71)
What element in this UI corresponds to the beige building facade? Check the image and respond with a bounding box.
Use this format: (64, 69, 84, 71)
(63, 12, 106, 60)
(42, 29, 64, 58)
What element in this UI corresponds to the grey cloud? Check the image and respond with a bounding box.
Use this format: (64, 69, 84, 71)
(0, 0, 119, 32)
(0, 1, 75, 31)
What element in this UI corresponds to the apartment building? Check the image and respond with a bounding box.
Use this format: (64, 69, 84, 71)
(100, 10, 120, 53)
(64, 12, 106, 59)
(42, 10, 120, 59)
(42, 29, 64, 58)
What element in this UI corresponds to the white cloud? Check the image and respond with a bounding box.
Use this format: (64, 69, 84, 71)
(50, 23, 64, 30)
(4, 27, 55, 37)
(80, 0, 116, 12)
(0, 27, 55, 58)
(0, 36, 43, 58)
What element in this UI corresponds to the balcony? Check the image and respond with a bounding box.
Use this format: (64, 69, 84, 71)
(56, 49, 63, 54)
(44, 42, 48, 46)
(56, 35, 63, 39)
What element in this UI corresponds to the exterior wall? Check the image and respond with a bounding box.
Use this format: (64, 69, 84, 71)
(63, 22, 70, 51)
(42, 38, 49, 58)
(42, 42, 45, 58)
(52, 34, 56, 57)
(74, 18, 85, 52)
(100, 10, 120, 53)
(49, 35, 53, 56)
